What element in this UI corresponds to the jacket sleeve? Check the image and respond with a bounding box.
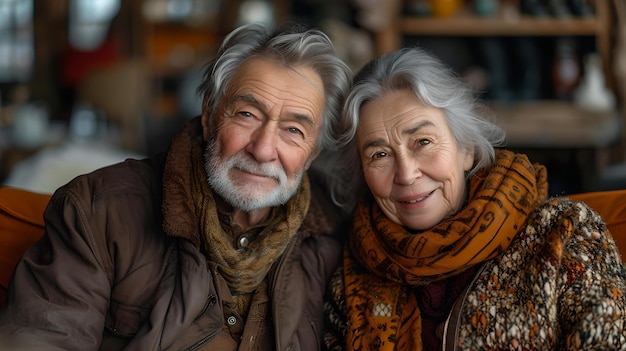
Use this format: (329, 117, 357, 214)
(0, 186, 112, 351)
(558, 199, 626, 350)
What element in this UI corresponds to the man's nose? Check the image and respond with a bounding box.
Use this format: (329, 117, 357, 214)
(246, 124, 278, 163)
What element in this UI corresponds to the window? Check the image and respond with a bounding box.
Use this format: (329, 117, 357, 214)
(0, 0, 33, 82)
(68, 0, 120, 50)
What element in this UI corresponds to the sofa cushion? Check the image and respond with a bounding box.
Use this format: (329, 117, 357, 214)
(569, 189, 626, 263)
(0, 187, 50, 308)
(0, 187, 623, 312)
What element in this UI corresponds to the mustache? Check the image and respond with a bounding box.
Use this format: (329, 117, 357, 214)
(227, 152, 288, 184)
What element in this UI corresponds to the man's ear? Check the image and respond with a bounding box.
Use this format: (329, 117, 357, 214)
(304, 148, 321, 170)
(201, 107, 212, 139)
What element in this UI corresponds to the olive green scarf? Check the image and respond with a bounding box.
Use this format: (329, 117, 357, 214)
(161, 119, 310, 296)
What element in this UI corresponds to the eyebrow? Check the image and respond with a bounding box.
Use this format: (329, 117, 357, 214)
(235, 93, 316, 128)
(403, 120, 435, 136)
(361, 120, 436, 151)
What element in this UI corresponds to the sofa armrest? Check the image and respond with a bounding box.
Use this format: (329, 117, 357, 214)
(569, 189, 626, 262)
(0, 187, 50, 309)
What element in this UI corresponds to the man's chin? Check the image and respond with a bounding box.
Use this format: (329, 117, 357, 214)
(231, 178, 280, 193)
(232, 184, 299, 210)
(227, 193, 282, 212)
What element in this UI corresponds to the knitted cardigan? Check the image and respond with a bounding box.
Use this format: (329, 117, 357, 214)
(325, 196, 626, 350)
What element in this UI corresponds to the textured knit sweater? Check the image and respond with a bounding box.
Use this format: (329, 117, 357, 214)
(325, 196, 626, 350)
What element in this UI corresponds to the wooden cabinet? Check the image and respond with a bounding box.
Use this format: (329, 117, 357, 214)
(375, 1, 612, 65)
(370, 0, 623, 192)
(372, 0, 620, 150)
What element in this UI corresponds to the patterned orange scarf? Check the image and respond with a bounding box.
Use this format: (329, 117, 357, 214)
(343, 150, 548, 350)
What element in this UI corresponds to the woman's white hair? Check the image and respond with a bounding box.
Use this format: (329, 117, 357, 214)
(344, 46, 506, 177)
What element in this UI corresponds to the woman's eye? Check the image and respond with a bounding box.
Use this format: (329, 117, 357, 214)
(373, 151, 387, 159)
(417, 139, 431, 147)
(238, 111, 253, 118)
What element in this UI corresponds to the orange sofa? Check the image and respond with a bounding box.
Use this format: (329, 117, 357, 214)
(1, 186, 625, 310)
(0, 187, 49, 309)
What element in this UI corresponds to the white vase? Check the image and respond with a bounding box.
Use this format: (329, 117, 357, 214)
(573, 53, 616, 111)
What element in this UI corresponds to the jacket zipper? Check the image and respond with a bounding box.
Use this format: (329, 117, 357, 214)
(269, 235, 300, 350)
(441, 263, 486, 351)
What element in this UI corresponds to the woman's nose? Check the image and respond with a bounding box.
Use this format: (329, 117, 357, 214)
(394, 155, 421, 185)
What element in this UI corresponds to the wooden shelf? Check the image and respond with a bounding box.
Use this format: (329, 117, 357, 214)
(490, 101, 620, 148)
(371, 2, 621, 153)
(401, 12, 602, 37)
(375, 2, 612, 66)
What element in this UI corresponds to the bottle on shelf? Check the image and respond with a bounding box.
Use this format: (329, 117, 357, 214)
(521, 0, 594, 18)
(515, 37, 542, 101)
(573, 52, 615, 111)
(428, 0, 462, 18)
(548, 0, 571, 18)
(473, 0, 499, 17)
(519, 0, 549, 17)
(566, 0, 594, 17)
(552, 37, 581, 100)
(406, 0, 431, 16)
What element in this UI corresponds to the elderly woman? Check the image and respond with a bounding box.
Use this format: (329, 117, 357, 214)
(323, 47, 626, 350)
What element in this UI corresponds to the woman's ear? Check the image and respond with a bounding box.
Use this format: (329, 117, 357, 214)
(463, 147, 475, 172)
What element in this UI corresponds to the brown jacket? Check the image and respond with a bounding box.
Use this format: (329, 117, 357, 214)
(0, 118, 346, 351)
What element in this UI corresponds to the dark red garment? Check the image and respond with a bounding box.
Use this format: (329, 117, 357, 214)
(417, 265, 480, 351)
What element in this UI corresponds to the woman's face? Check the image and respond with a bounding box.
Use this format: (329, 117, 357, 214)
(357, 89, 474, 231)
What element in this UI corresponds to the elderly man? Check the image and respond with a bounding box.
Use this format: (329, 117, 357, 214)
(0, 23, 354, 351)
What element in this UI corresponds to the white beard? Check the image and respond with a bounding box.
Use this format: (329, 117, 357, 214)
(204, 137, 304, 211)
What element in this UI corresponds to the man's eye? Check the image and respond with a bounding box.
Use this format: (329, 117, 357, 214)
(287, 127, 302, 135)
(237, 111, 253, 118)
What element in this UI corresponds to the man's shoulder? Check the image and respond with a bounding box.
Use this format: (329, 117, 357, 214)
(59, 156, 164, 200)
(44, 156, 171, 258)
(46, 156, 166, 225)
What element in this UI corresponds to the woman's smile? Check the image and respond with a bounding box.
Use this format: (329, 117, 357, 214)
(397, 189, 435, 208)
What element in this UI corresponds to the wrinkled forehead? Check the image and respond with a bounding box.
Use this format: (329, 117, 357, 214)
(226, 57, 326, 122)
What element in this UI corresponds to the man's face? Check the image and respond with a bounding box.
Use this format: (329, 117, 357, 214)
(203, 57, 325, 211)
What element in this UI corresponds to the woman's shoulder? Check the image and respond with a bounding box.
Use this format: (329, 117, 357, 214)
(519, 195, 623, 267)
(529, 195, 607, 232)
(460, 195, 626, 349)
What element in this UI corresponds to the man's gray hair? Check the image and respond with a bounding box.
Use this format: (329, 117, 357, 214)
(198, 23, 354, 151)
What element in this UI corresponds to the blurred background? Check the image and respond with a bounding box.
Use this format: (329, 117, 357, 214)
(0, 0, 625, 196)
